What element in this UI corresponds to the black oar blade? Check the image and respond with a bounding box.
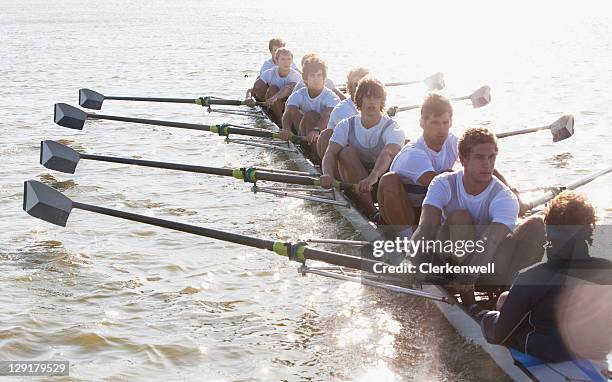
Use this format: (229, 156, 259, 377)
(551, 114, 574, 142)
(40, 140, 80, 174)
(23, 180, 73, 227)
(54, 103, 87, 130)
(79, 88, 105, 110)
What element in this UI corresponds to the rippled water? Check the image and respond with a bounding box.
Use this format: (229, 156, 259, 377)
(1, 1, 611, 381)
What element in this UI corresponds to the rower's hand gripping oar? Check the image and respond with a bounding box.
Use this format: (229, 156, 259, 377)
(54, 103, 303, 144)
(39, 140, 356, 192)
(495, 114, 574, 142)
(78, 88, 263, 110)
(387, 85, 491, 116)
(22, 180, 450, 303)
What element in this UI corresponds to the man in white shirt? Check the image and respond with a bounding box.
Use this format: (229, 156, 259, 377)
(251, 48, 301, 122)
(317, 67, 369, 159)
(280, 56, 340, 159)
(378, 93, 457, 231)
(258, 37, 299, 76)
(319, 77, 405, 220)
(291, 53, 345, 102)
(412, 127, 545, 305)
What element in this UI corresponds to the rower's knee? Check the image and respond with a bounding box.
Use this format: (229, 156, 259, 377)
(378, 172, 402, 192)
(265, 85, 280, 99)
(447, 209, 473, 225)
(301, 111, 321, 128)
(496, 291, 509, 310)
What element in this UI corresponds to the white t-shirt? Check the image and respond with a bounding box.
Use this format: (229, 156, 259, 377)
(330, 115, 405, 149)
(260, 67, 301, 89)
(423, 171, 519, 229)
(286, 87, 340, 114)
(292, 78, 338, 94)
(390, 133, 459, 206)
(327, 98, 358, 130)
(259, 59, 298, 75)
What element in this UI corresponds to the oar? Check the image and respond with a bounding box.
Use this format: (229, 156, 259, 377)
(54, 103, 303, 144)
(39, 140, 356, 192)
(22, 180, 449, 302)
(495, 114, 574, 142)
(387, 85, 491, 116)
(386, 72, 445, 90)
(79, 88, 262, 110)
(526, 164, 612, 209)
(337, 72, 445, 92)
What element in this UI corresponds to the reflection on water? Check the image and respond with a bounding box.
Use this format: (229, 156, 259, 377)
(1, 0, 611, 380)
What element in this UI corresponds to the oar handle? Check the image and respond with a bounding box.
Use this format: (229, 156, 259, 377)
(195, 97, 265, 107)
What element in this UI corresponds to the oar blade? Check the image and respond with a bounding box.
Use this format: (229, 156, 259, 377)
(54, 103, 87, 130)
(79, 88, 105, 110)
(23, 180, 73, 227)
(471, 85, 491, 108)
(424, 72, 445, 90)
(551, 114, 575, 142)
(40, 140, 80, 174)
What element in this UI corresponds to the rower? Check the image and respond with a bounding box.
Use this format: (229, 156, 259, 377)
(411, 127, 545, 304)
(258, 37, 298, 76)
(291, 53, 346, 101)
(251, 48, 301, 122)
(377, 93, 457, 235)
(471, 191, 612, 363)
(317, 67, 370, 159)
(379, 94, 529, 237)
(319, 77, 405, 221)
(280, 55, 341, 158)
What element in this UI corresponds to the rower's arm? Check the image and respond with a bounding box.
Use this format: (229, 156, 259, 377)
(493, 169, 529, 215)
(322, 142, 342, 178)
(318, 107, 334, 133)
(369, 143, 401, 181)
(411, 205, 442, 246)
(281, 105, 299, 132)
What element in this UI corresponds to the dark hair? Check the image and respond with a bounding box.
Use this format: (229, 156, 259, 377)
(354, 76, 386, 111)
(346, 67, 370, 99)
(458, 127, 498, 159)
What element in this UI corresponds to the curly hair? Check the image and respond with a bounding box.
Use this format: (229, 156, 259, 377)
(458, 127, 498, 159)
(354, 76, 386, 111)
(545, 191, 597, 244)
(274, 47, 293, 62)
(421, 92, 453, 120)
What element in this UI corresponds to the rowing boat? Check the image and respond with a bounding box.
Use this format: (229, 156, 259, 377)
(246, 100, 610, 382)
(39, 85, 611, 381)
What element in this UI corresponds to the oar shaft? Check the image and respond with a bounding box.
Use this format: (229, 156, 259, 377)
(449, 95, 469, 101)
(527, 165, 612, 209)
(496, 125, 548, 138)
(87, 113, 295, 141)
(385, 80, 420, 87)
(70, 201, 378, 270)
(105, 96, 197, 104)
(80, 154, 235, 177)
(79, 153, 353, 190)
